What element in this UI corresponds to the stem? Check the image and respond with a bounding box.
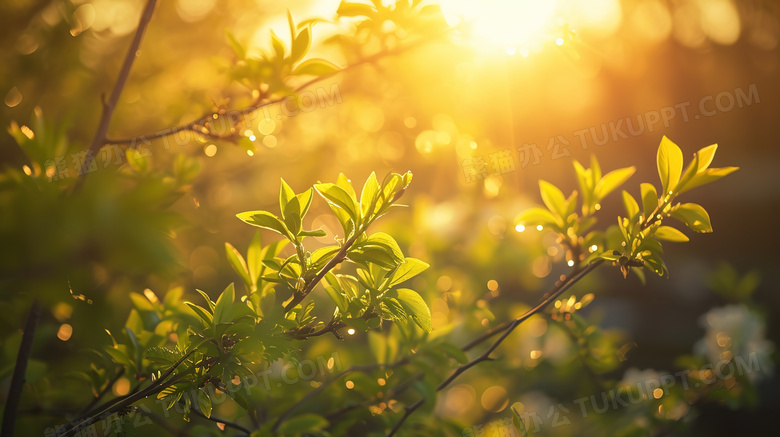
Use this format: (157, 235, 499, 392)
(191, 406, 251, 436)
(73, 0, 158, 191)
(105, 27, 453, 146)
(79, 367, 126, 417)
(1, 300, 42, 437)
(283, 233, 357, 313)
(386, 260, 605, 436)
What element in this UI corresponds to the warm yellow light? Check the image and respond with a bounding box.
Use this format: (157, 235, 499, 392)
(57, 324, 73, 341)
(346, 380, 355, 389)
(515, 224, 525, 232)
(347, 328, 356, 335)
(439, 0, 559, 47)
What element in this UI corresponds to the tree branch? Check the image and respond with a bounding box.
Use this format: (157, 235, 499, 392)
(283, 234, 356, 313)
(385, 260, 605, 435)
(104, 28, 453, 147)
(73, 0, 157, 190)
(191, 405, 251, 436)
(1, 300, 42, 437)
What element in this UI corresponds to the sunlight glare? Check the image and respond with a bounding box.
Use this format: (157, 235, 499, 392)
(439, 0, 558, 47)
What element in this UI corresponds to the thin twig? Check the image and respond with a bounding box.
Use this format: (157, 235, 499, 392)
(386, 260, 605, 436)
(283, 234, 356, 313)
(191, 406, 251, 436)
(104, 28, 452, 147)
(73, 0, 157, 191)
(79, 367, 126, 417)
(1, 300, 42, 437)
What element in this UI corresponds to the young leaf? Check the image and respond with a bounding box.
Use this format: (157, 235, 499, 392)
(360, 172, 380, 218)
(640, 183, 658, 218)
(292, 58, 341, 76)
(515, 208, 557, 228)
(622, 190, 640, 219)
(594, 166, 636, 201)
(213, 283, 236, 325)
(657, 136, 684, 196)
(298, 229, 326, 238)
(225, 242, 252, 289)
(314, 183, 359, 222)
(185, 302, 213, 326)
(362, 232, 404, 263)
(323, 272, 348, 312)
(291, 26, 311, 64)
(246, 231, 263, 285)
(283, 196, 302, 236)
(270, 30, 285, 61)
(538, 180, 567, 220)
(654, 226, 689, 242)
(389, 258, 429, 287)
(279, 178, 296, 215)
(387, 288, 431, 333)
(296, 188, 314, 219)
(696, 144, 718, 172)
(226, 30, 246, 60)
(671, 203, 713, 233)
(676, 166, 739, 195)
(337, 1, 377, 17)
(237, 211, 289, 237)
(197, 388, 212, 418)
(310, 245, 341, 270)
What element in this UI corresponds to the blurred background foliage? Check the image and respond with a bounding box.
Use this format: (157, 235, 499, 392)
(1, 0, 779, 435)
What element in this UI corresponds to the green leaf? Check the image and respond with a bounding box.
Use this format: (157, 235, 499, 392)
(657, 136, 684, 196)
(296, 188, 314, 219)
(671, 203, 713, 233)
(362, 232, 404, 263)
(270, 30, 285, 60)
(197, 289, 216, 312)
(595, 166, 636, 201)
(225, 242, 252, 289)
(387, 288, 431, 333)
(598, 251, 621, 261)
(314, 183, 358, 223)
(538, 180, 567, 220)
(640, 183, 658, 218)
(185, 302, 213, 326)
(283, 196, 302, 236)
(197, 388, 212, 418)
(654, 226, 689, 242)
(247, 231, 263, 286)
(676, 166, 739, 195)
(512, 406, 529, 437)
(622, 190, 640, 219)
(515, 207, 557, 228)
(298, 229, 326, 238)
(292, 58, 340, 76)
(145, 346, 180, 366)
(323, 273, 348, 312)
(310, 245, 341, 270)
(389, 258, 429, 287)
(279, 178, 296, 215)
(291, 26, 311, 64)
(360, 172, 380, 219)
(226, 30, 246, 60)
(278, 414, 329, 435)
(349, 246, 397, 269)
(696, 144, 718, 172)
(213, 283, 236, 325)
(337, 1, 377, 17)
(237, 211, 289, 237)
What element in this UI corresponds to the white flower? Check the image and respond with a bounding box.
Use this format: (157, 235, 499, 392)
(694, 304, 774, 382)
